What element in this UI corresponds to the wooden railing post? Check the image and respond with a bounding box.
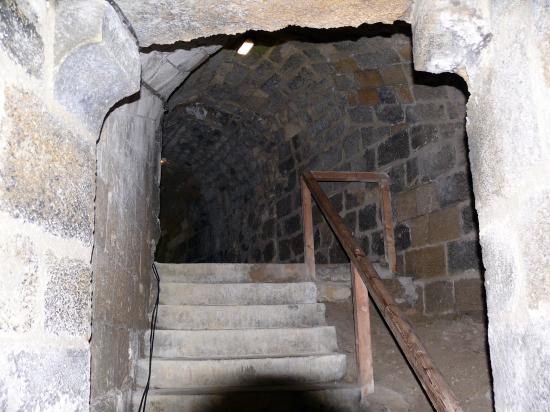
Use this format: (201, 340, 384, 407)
(301, 176, 315, 279)
(308, 171, 397, 274)
(302, 171, 463, 412)
(351, 263, 374, 397)
(379, 178, 397, 273)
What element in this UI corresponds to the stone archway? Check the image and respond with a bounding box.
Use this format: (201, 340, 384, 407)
(0, 0, 548, 410)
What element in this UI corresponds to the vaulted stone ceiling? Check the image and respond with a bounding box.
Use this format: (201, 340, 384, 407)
(157, 25, 468, 263)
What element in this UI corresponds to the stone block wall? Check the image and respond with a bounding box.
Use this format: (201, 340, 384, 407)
(409, 1, 550, 408)
(0, 0, 140, 409)
(162, 28, 484, 315)
(1, 0, 548, 409)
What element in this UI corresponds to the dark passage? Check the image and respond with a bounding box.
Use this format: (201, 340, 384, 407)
(148, 23, 491, 412)
(157, 25, 479, 306)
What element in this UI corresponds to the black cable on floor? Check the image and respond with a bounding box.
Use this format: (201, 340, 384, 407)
(138, 262, 160, 412)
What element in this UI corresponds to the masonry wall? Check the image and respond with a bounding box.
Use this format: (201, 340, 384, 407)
(1, 0, 547, 410)
(161, 29, 483, 315)
(411, 1, 550, 408)
(0, 0, 140, 409)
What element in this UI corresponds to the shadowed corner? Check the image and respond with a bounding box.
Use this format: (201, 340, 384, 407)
(143, 376, 363, 412)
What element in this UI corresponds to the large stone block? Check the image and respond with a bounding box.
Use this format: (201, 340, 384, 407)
(361, 126, 390, 147)
(405, 245, 446, 278)
(479, 228, 520, 312)
(424, 279, 454, 314)
(167, 46, 220, 71)
(377, 130, 410, 166)
(356, 87, 380, 106)
(439, 171, 471, 207)
(405, 102, 446, 123)
(370, 230, 385, 257)
(381, 277, 423, 314)
(523, 329, 550, 411)
(44, 256, 91, 338)
(0, 344, 90, 411)
(485, 318, 550, 411)
(465, 4, 549, 214)
(0, 231, 38, 333)
(454, 278, 485, 313)
(379, 65, 407, 85)
(407, 206, 461, 247)
(0, 0, 43, 77)
(358, 203, 377, 231)
(140, 46, 220, 98)
(394, 189, 416, 221)
(447, 239, 482, 274)
(394, 223, 411, 251)
(426, 206, 462, 244)
(415, 182, 439, 215)
(517, 190, 550, 309)
(460, 204, 476, 233)
(407, 215, 429, 247)
(141, 53, 188, 97)
(394, 182, 439, 222)
(418, 143, 456, 180)
(0, 87, 95, 244)
(411, 0, 491, 74)
(374, 104, 405, 123)
(410, 124, 438, 149)
(90, 82, 161, 407)
(115, 0, 409, 46)
(344, 189, 364, 210)
(348, 105, 373, 123)
(54, 0, 140, 133)
(355, 69, 383, 87)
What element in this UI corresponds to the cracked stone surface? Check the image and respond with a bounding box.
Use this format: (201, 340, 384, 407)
(115, 0, 411, 46)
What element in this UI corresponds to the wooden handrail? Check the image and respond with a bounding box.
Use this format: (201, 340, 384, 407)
(301, 171, 397, 276)
(301, 170, 463, 412)
(311, 170, 387, 183)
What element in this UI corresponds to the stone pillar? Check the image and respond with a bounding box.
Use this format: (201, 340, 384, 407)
(91, 87, 163, 410)
(412, 1, 550, 409)
(90, 44, 221, 410)
(0, 0, 139, 409)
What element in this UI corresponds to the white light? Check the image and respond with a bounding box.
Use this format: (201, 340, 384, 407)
(237, 40, 254, 55)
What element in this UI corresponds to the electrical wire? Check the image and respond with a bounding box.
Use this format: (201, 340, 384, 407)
(138, 263, 160, 412)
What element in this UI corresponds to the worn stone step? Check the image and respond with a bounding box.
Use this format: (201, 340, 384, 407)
(132, 384, 361, 412)
(156, 303, 326, 330)
(159, 282, 317, 305)
(136, 354, 347, 389)
(156, 263, 309, 283)
(145, 327, 338, 358)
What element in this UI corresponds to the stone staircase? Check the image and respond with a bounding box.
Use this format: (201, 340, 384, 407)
(133, 263, 361, 411)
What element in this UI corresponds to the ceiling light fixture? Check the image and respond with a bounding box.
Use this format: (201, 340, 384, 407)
(237, 40, 254, 55)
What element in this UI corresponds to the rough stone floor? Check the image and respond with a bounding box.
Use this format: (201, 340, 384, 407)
(327, 300, 494, 411)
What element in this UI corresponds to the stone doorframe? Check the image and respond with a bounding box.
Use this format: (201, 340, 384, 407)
(0, 0, 547, 410)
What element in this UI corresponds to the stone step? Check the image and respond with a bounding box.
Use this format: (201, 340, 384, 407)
(156, 262, 309, 284)
(145, 327, 338, 358)
(157, 303, 325, 330)
(159, 282, 317, 305)
(136, 354, 347, 389)
(156, 303, 326, 330)
(132, 384, 361, 412)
